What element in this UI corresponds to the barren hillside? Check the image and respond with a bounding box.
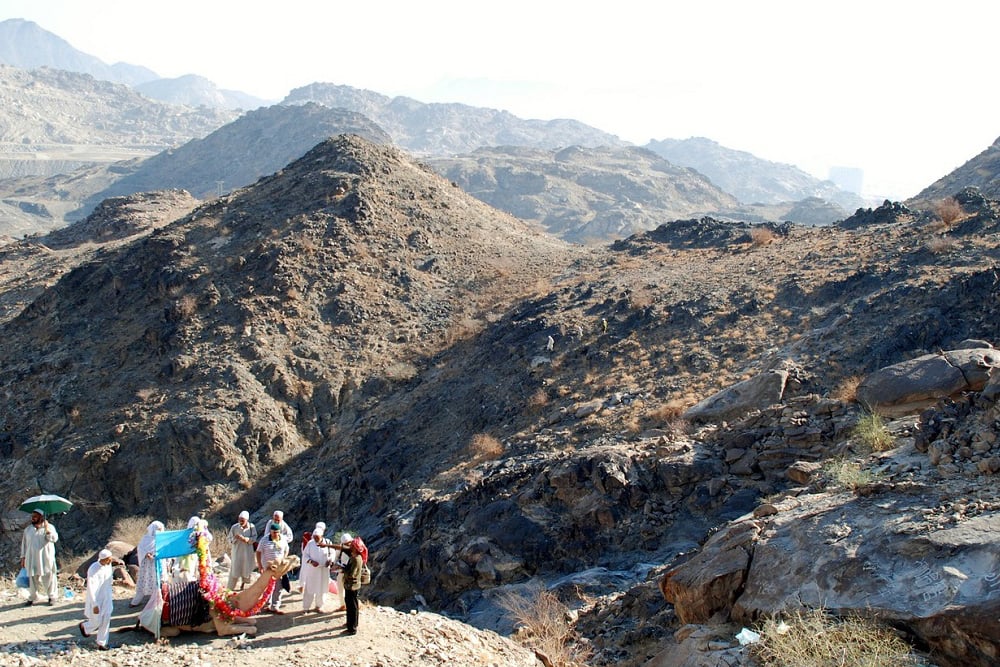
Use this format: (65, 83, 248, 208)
(2, 137, 1000, 666)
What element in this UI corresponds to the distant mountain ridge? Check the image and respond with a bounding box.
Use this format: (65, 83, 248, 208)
(0, 18, 268, 109)
(645, 136, 866, 210)
(88, 102, 392, 203)
(0, 18, 158, 86)
(428, 145, 740, 243)
(135, 73, 273, 110)
(283, 82, 627, 156)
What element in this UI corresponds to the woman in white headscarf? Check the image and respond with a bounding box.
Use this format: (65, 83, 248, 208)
(227, 511, 257, 591)
(300, 522, 332, 612)
(129, 520, 164, 607)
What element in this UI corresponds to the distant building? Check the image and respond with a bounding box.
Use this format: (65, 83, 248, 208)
(829, 166, 864, 195)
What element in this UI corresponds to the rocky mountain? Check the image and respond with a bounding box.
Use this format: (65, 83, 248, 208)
(283, 82, 627, 156)
(1, 105, 740, 245)
(135, 73, 272, 111)
(646, 136, 865, 212)
(908, 135, 1000, 208)
(3, 135, 1000, 665)
(0, 18, 158, 86)
(0, 102, 390, 235)
(0, 64, 238, 181)
(427, 145, 741, 243)
(84, 103, 392, 204)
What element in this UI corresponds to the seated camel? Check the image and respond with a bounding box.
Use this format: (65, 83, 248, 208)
(159, 555, 300, 637)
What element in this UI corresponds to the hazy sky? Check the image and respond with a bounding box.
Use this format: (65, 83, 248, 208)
(3, 0, 998, 200)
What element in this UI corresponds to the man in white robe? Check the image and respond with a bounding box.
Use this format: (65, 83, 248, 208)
(300, 522, 331, 612)
(227, 510, 257, 591)
(20, 510, 58, 606)
(79, 548, 115, 650)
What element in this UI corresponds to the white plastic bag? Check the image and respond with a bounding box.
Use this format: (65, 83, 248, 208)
(736, 627, 761, 645)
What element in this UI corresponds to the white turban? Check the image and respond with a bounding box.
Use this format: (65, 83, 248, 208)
(314, 522, 326, 536)
(98, 548, 113, 560)
(273, 510, 284, 519)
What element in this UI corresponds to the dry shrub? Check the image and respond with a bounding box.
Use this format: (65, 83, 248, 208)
(110, 516, 156, 546)
(925, 236, 956, 254)
(445, 316, 485, 345)
(296, 378, 315, 400)
(174, 294, 198, 320)
(647, 398, 689, 423)
(498, 587, 591, 667)
(528, 388, 550, 413)
(750, 226, 779, 247)
(934, 197, 964, 226)
(299, 236, 318, 254)
(468, 433, 504, 461)
(830, 375, 862, 402)
(385, 362, 419, 382)
(752, 608, 920, 667)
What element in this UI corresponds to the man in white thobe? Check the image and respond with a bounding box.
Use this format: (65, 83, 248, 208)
(80, 548, 115, 650)
(20, 510, 58, 606)
(300, 522, 331, 612)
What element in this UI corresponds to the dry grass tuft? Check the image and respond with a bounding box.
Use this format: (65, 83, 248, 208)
(752, 608, 921, 667)
(821, 459, 879, 491)
(498, 587, 591, 667)
(853, 411, 895, 452)
(647, 398, 689, 423)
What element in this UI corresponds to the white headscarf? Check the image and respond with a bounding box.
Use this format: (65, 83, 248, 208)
(187, 516, 201, 529)
(138, 521, 164, 559)
(314, 522, 326, 537)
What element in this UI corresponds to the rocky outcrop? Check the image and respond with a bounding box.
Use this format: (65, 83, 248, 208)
(837, 199, 915, 229)
(857, 345, 1000, 415)
(661, 487, 1000, 667)
(683, 370, 789, 423)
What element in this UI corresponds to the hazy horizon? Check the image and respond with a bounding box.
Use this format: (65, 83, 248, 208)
(1, 0, 998, 200)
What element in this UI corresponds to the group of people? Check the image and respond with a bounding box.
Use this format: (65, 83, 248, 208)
(19, 507, 370, 651)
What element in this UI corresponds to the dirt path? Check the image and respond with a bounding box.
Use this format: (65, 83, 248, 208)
(0, 580, 538, 666)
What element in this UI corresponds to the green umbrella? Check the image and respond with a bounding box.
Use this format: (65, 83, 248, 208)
(18, 494, 73, 515)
